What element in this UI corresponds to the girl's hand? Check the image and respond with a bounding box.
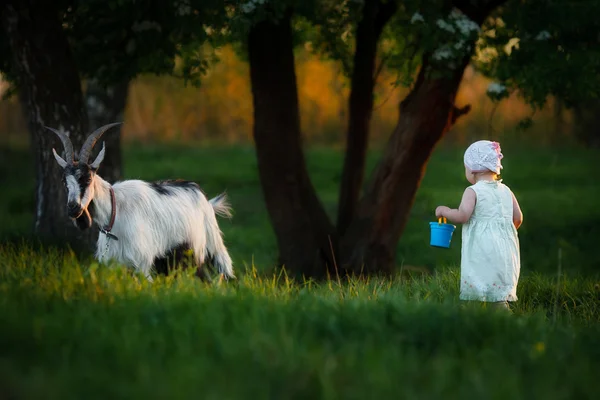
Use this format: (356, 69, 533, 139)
(435, 206, 450, 218)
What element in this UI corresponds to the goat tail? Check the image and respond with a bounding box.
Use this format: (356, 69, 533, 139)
(206, 192, 235, 280)
(209, 192, 233, 219)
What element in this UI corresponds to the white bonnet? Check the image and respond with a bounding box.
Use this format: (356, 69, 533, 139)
(463, 140, 503, 174)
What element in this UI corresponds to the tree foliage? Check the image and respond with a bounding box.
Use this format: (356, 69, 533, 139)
(1, 0, 230, 92)
(223, 0, 600, 110)
(476, 0, 600, 109)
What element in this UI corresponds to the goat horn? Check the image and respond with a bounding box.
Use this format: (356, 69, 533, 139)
(45, 126, 74, 164)
(79, 122, 122, 164)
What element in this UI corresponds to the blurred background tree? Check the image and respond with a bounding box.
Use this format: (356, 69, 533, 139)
(474, 0, 600, 147)
(0, 0, 225, 250)
(1, 0, 95, 248)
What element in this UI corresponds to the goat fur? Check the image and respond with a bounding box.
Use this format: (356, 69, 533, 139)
(90, 175, 235, 281)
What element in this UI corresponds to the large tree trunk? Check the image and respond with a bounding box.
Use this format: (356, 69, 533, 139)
(340, 57, 472, 274)
(85, 78, 130, 183)
(1, 1, 95, 250)
(336, 0, 397, 234)
(248, 12, 338, 278)
(340, 1, 505, 274)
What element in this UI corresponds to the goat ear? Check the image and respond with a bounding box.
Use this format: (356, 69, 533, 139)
(90, 142, 106, 170)
(52, 148, 68, 168)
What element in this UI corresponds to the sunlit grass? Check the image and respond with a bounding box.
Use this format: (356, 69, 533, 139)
(1, 143, 599, 398)
(0, 244, 599, 398)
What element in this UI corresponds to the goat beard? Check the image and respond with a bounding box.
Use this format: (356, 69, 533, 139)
(73, 208, 93, 230)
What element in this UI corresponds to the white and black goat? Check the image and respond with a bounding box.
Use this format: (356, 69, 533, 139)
(48, 123, 235, 282)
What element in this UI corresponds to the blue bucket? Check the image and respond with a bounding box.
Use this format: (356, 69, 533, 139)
(429, 217, 456, 248)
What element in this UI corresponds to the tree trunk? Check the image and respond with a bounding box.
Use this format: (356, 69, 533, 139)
(341, 58, 471, 274)
(340, 0, 504, 274)
(337, 0, 397, 234)
(247, 1, 504, 279)
(248, 12, 338, 278)
(85, 78, 130, 183)
(1, 1, 95, 250)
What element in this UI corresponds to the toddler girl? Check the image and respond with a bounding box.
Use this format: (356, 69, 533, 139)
(435, 140, 523, 311)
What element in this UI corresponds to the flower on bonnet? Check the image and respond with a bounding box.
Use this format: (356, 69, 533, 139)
(490, 141, 503, 157)
(464, 140, 503, 174)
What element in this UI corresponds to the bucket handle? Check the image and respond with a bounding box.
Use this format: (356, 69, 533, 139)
(438, 217, 447, 224)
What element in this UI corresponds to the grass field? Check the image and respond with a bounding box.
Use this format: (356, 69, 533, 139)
(1, 142, 599, 399)
(1, 245, 599, 399)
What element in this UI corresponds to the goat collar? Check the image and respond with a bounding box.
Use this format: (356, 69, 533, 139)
(99, 186, 118, 241)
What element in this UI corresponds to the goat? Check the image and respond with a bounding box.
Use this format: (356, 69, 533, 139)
(47, 122, 235, 282)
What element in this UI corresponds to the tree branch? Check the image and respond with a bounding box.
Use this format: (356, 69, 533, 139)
(373, 0, 397, 37)
(336, 0, 398, 234)
(451, 103, 472, 125)
(400, 53, 429, 112)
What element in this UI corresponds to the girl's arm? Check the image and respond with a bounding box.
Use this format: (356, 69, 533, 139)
(512, 192, 523, 229)
(435, 188, 476, 224)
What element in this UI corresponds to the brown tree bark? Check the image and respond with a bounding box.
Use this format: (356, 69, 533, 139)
(248, 12, 338, 278)
(337, 0, 398, 235)
(340, 0, 505, 274)
(1, 0, 95, 250)
(85, 78, 130, 183)
(340, 57, 472, 274)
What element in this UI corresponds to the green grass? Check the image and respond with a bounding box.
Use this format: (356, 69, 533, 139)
(1, 142, 599, 398)
(0, 244, 599, 399)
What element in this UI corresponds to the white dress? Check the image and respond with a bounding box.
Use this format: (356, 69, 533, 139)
(460, 180, 521, 302)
